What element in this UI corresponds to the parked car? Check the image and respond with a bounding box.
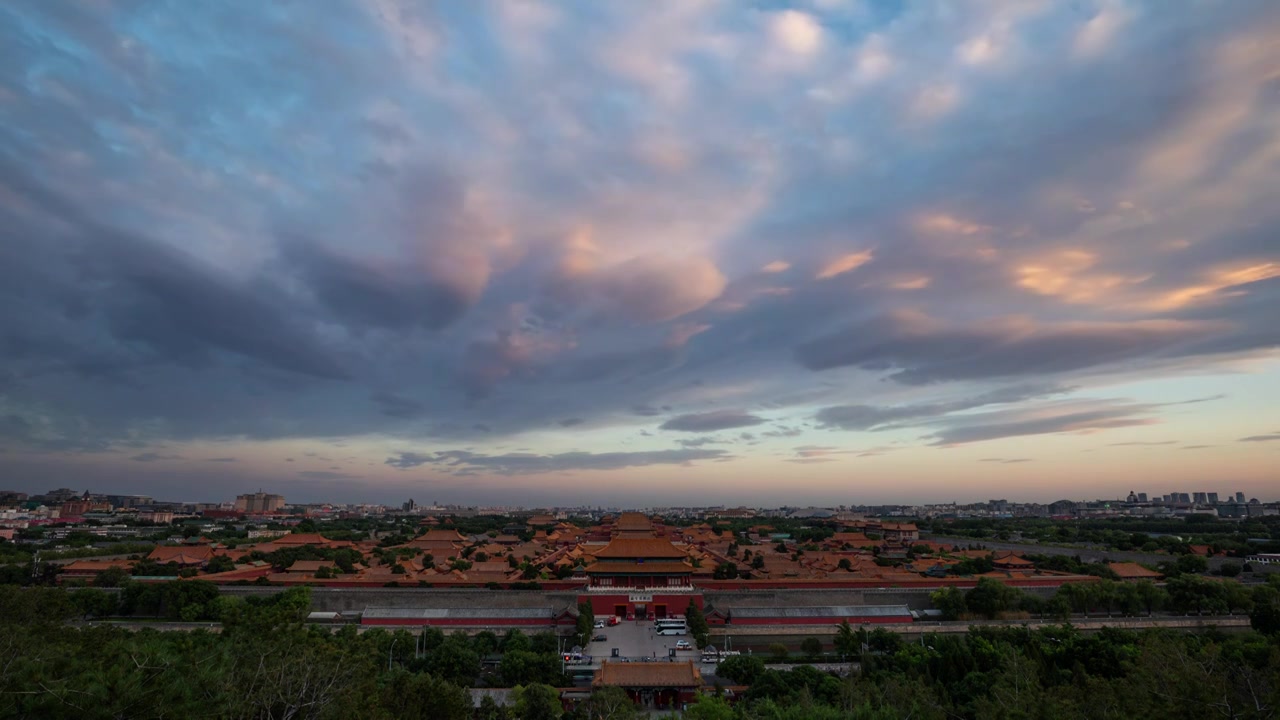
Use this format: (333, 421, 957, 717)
(592, 634, 607, 642)
(593, 620, 605, 628)
(675, 640, 692, 650)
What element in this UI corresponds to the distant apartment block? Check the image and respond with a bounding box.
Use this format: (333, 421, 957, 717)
(1207, 493, 1219, 504)
(234, 491, 286, 513)
(1193, 492, 1208, 505)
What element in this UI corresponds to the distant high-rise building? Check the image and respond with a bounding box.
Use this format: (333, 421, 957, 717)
(1236, 491, 1246, 503)
(1207, 493, 1219, 504)
(1137, 493, 1148, 503)
(1175, 493, 1191, 504)
(234, 491, 285, 513)
(1193, 492, 1208, 505)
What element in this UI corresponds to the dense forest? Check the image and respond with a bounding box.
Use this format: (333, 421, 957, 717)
(3, 577, 1280, 719)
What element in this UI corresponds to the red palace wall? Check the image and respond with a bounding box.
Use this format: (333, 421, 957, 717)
(582, 593, 704, 618)
(361, 617, 554, 627)
(728, 615, 908, 626)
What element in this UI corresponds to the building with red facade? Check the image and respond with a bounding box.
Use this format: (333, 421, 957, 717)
(582, 536, 701, 619)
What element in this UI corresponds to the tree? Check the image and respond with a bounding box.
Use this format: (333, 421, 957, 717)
(472, 630, 499, 657)
(92, 566, 132, 588)
(686, 600, 711, 649)
(576, 601, 595, 646)
(578, 686, 638, 720)
(931, 587, 967, 620)
(428, 634, 481, 687)
(965, 578, 1022, 619)
(716, 654, 765, 684)
(1218, 561, 1242, 578)
(768, 643, 789, 662)
(1176, 553, 1209, 575)
(378, 669, 472, 720)
(683, 694, 735, 720)
(205, 555, 236, 574)
(513, 683, 562, 720)
(1251, 584, 1280, 635)
(801, 637, 823, 660)
(712, 562, 739, 580)
(752, 555, 766, 570)
(837, 558, 852, 571)
(1133, 580, 1166, 616)
(833, 620, 859, 660)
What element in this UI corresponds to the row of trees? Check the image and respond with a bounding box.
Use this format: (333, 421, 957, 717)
(930, 575, 1261, 621)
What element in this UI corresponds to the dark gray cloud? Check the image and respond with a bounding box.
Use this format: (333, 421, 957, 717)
(559, 418, 585, 427)
(385, 447, 730, 475)
(1239, 433, 1280, 442)
(980, 458, 1033, 464)
(796, 314, 1215, 384)
(816, 384, 1066, 430)
(281, 237, 472, 332)
(929, 402, 1159, 446)
(298, 470, 356, 480)
(205, 457, 238, 463)
(372, 392, 426, 419)
(660, 410, 768, 432)
(130, 453, 183, 462)
(385, 452, 434, 469)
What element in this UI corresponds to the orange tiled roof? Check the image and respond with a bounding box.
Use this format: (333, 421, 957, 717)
(148, 545, 215, 564)
(591, 537, 687, 560)
(585, 561, 692, 574)
(1108, 562, 1163, 579)
(419, 529, 467, 542)
(594, 660, 701, 688)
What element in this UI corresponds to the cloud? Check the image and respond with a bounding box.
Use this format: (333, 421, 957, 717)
(816, 251, 874, 280)
(205, 457, 238, 462)
(372, 392, 426, 419)
(929, 400, 1159, 446)
(980, 457, 1032, 464)
(795, 312, 1216, 383)
(298, 470, 356, 480)
(1074, 1, 1133, 59)
(815, 383, 1067, 430)
(385, 447, 730, 475)
(2, 0, 1279, 501)
(575, 254, 728, 324)
(770, 10, 823, 55)
(1239, 433, 1280, 442)
(130, 453, 183, 462)
(559, 417, 585, 427)
(660, 410, 768, 432)
(385, 452, 434, 469)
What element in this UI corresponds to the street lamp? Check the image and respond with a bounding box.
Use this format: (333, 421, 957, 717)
(389, 638, 399, 672)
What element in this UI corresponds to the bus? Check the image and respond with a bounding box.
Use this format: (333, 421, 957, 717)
(655, 618, 688, 635)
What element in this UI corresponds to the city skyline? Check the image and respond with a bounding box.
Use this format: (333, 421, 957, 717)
(2, 1, 1279, 506)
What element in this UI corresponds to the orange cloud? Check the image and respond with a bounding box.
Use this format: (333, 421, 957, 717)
(1015, 249, 1149, 304)
(1149, 262, 1280, 310)
(816, 250, 874, 279)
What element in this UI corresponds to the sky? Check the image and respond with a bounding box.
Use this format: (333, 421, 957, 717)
(1, 0, 1278, 507)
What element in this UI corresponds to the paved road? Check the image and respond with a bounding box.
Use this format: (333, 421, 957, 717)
(581, 619, 700, 664)
(925, 535, 1232, 569)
